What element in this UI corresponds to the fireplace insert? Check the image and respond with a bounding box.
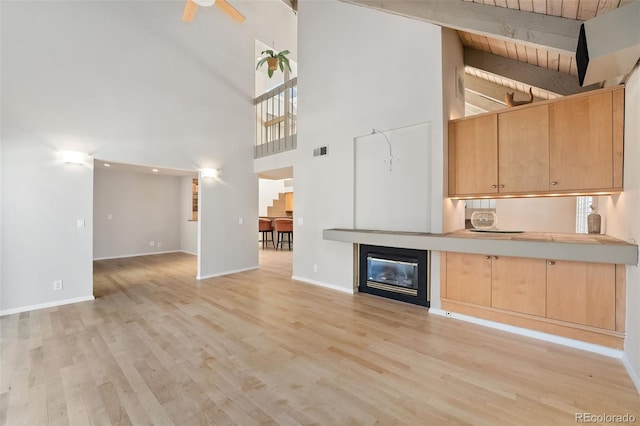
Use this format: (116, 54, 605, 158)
(359, 245, 429, 307)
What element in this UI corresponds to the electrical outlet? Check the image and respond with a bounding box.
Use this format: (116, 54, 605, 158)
(238, 217, 244, 225)
(53, 280, 63, 291)
(297, 217, 303, 225)
(157, 242, 162, 248)
(313, 264, 318, 273)
(149, 241, 155, 246)
(76, 219, 85, 228)
(107, 214, 113, 220)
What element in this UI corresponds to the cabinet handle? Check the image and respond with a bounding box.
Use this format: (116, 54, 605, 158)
(499, 184, 505, 188)
(491, 256, 498, 260)
(491, 184, 497, 188)
(485, 256, 491, 260)
(548, 260, 556, 265)
(551, 181, 558, 186)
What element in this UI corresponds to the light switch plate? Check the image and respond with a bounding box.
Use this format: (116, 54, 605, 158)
(297, 217, 303, 225)
(76, 219, 85, 228)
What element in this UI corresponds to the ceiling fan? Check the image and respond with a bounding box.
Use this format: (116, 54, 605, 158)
(182, 0, 245, 23)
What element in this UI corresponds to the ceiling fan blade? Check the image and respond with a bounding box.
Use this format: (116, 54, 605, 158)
(182, 0, 198, 22)
(215, 0, 245, 23)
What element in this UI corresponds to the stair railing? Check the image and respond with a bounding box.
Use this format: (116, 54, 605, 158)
(254, 77, 297, 158)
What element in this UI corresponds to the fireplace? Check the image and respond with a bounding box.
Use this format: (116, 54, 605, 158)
(358, 245, 429, 307)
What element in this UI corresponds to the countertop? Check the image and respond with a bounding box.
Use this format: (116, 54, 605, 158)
(322, 228, 638, 265)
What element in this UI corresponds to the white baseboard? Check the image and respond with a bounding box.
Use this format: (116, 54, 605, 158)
(623, 354, 640, 394)
(0, 295, 95, 317)
(180, 250, 197, 256)
(93, 250, 182, 261)
(291, 275, 355, 295)
(197, 265, 258, 280)
(429, 308, 623, 359)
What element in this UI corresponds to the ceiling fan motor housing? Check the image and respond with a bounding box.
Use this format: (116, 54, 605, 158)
(193, 0, 215, 6)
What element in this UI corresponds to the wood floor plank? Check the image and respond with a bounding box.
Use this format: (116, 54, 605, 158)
(1, 249, 639, 425)
(45, 377, 69, 426)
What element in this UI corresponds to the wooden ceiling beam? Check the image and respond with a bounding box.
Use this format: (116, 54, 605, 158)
(464, 74, 539, 105)
(339, 0, 582, 55)
(464, 90, 505, 112)
(464, 47, 600, 96)
(280, 0, 297, 13)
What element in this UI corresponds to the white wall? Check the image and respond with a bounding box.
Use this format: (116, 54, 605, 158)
(181, 176, 198, 255)
(354, 123, 432, 232)
(94, 169, 182, 259)
(600, 67, 640, 391)
(432, 27, 466, 310)
(495, 197, 577, 233)
(1, 149, 94, 312)
(294, 1, 444, 292)
(440, 27, 466, 234)
(0, 1, 296, 312)
(259, 178, 287, 216)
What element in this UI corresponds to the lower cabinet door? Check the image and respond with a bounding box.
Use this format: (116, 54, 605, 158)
(445, 253, 492, 306)
(491, 256, 547, 317)
(546, 260, 616, 330)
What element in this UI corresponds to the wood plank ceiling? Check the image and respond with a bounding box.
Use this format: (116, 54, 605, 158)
(459, 0, 630, 78)
(457, 0, 633, 113)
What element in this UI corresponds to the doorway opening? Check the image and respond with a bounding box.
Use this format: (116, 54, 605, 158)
(93, 159, 198, 263)
(257, 166, 294, 272)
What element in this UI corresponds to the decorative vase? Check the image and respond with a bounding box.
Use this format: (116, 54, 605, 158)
(587, 205, 601, 234)
(471, 210, 497, 230)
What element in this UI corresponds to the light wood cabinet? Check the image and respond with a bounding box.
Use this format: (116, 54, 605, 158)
(442, 251, 625, 348)
(448, 86, 624, 198)
(445, 253, 546, 316)
(546, 260, 615, 330)
(549, 91, 613, 191)
(491, 256, 546, 317)
(498, 105, 550, 193)
(445, 253, 492, 306)
(448, 114, 497, 196)
(285, 192, 294, 212)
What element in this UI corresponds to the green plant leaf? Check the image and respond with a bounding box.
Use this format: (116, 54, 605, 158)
(258, 48, 292, 76)
(280, 56, 292, 72)
(256, 57, 268, 70)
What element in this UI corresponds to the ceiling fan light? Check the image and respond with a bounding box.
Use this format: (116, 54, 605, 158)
(193, 0, 215, 7)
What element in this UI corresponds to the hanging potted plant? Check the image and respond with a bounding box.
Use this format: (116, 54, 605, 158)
(256, 49, 292, 78)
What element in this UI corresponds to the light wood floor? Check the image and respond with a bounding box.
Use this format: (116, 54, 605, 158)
(1, 249, 639, 425)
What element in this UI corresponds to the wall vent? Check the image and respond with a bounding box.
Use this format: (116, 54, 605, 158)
(313, 146, 328, 157)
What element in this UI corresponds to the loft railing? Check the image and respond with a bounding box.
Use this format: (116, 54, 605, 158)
(254, 77, 297, 158)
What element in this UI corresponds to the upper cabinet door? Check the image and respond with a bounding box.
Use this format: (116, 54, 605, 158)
(549, 92, 613, 191)
(498, 105, 550, 193)
(449, 114, 498, 196)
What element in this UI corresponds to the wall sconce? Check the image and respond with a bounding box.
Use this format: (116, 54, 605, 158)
(201, 168, 219, 179)
(62, 150, 88, 165)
